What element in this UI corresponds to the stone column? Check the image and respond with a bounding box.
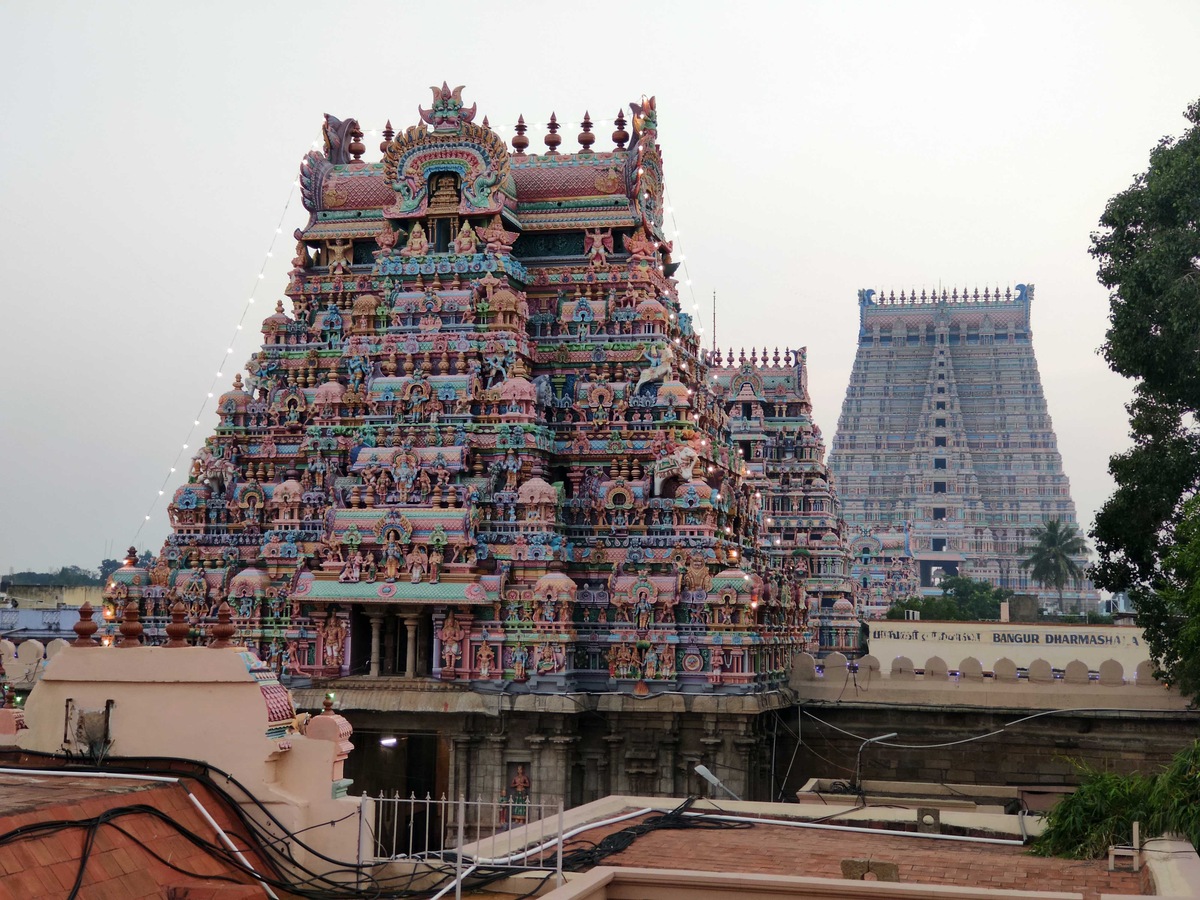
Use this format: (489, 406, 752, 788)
(383, 612, 397, 675)
(368, 611, 384, 678)
(404, 614, 420, 678)
(604, 730, 626, 796)
(550, 735, 578, 809)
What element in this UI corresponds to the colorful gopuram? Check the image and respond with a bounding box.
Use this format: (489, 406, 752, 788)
(105, 85, 822, 701)
(707, 347, 857, 656)
(828, 286, 1099, 613)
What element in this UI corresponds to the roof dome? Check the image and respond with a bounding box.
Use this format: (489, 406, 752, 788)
(533, 571, 577, 598)
(711, 568, 759, 592)
(218, 374, 251, 412)
(229, 566, 271, 596)
(635, 297, 668, 321)
(352, 293, 381, 315)
(313, 373, 345, 404)
(656, 380, 691, 405)
(832, 597, 855, 614)
(105, 548, 148, 597)
(273, 478, 303, 503)
(674, 478, 712, 499)
(173, 483, 212, 506)
(262, 299, 292, 330)
(499, 375, 537, 402)
(517, 476, 558, 505)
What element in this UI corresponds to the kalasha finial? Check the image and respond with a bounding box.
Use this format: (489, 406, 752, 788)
(578, 111, 595, 152)
(612, 110, 629, 149)
(208, 600, 236, 649)
(164, 601, 191, 648)
(379, 119, 394, 154)
(72, 601, 100, 648)
(544, 113, 561, 154)
(117, 600, 143, 648)
(124, 546, 138, 566)
(322, 693, 335, 715)
(512, 115, 529, 154)
(482, 115, 490, 129)
(348, 123, 365, 161)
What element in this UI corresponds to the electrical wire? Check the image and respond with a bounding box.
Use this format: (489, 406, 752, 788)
(2, 752, 757, 899)
(799, 706, 1183, 750)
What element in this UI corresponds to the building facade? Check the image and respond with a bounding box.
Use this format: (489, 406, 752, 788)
(100, 86, 844, 808)
(828, 287, 1098, 613)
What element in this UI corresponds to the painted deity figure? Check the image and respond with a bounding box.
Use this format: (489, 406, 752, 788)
(642, 644, 659, 679)
(400, 221, 430, 256)
(406, 545, 429, 583)
(502, 449, 521, 492)
(452, 220, 477, 254)
(512, 644, 529, 680)
(322, 615, 347, 668)
(634, 591, 653, 631)
(382, 536, 404, 582)
(476, 642, 494, 678)
(439, 614, 466, 672)
(510, 764, 531, 798)
(428, 546, 444, 584)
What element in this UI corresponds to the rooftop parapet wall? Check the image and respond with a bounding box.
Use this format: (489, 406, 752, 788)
(857, 284, 1033, 330)
(789, 651, 1190, 711)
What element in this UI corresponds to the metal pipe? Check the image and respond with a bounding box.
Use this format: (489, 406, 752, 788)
(186, 791, 280, 900)
(671, 809, 1025, 846)
(0, 768, 282, 895)
(0, 767, 180, 783)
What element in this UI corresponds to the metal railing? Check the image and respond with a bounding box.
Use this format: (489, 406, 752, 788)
(363, 792, 565, 898)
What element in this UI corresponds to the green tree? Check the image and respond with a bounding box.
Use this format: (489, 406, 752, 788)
(1021, 519, 1088, 613)
(6, 566, 102, 587)
(1090, 98, 1200, 701)
(885, 577, 1009, 621)
(98, 559, 122, 583)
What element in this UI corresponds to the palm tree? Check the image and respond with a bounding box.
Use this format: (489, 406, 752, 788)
(1021, 518, 1089, 613)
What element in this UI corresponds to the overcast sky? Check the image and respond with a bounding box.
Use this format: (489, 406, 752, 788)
(2, 1, 1197, 573)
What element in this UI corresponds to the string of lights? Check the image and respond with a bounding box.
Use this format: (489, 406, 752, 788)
(662, 185, 707, 345)
(126, 123, 707, 548)
(130, 180, 301, 546)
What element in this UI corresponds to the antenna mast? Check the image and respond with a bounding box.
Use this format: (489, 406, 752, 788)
(711, 291, 716, 357)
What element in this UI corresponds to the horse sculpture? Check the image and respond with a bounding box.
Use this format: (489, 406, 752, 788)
(634, 341, 674, 394)
(193, 446, 237, 497)
(652, 445, 699, 497)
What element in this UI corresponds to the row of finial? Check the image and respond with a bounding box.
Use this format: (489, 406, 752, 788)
(873, 286, 1016, 305)
(707, 348, 798, 368)
(513, 110, 629, 155)
(366, 111, 632, 159)
(71, 599, 237, 649)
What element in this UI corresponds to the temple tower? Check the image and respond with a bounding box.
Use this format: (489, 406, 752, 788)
(828, 285, 1098, 613)
(707, 346, 857, 655)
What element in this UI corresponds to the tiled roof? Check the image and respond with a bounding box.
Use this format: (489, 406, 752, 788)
(567, 810, 1145, 900)
(0, 772, 272, 900)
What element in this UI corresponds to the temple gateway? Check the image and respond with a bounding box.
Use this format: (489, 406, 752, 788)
(99, 85, 886, 805)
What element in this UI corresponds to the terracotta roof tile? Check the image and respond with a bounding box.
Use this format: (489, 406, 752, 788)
(0, 772, 277, 900)
(569, 811, 1144, 900)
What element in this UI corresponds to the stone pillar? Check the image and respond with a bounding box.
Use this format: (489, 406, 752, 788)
(404, 614, 420, 678)
(732, 733, 758, 800)
(604, 730, 626, 796)
(383, 612, 397, 675)
(550, 735, 578, 809)
(484, 734, 507, 800)
(526, 734, 546, 805)
(368, 612, 384, 678)
(659, 727, 680, 796)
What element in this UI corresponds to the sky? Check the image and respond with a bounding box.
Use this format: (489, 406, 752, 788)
(1, 0, 1197, 574)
